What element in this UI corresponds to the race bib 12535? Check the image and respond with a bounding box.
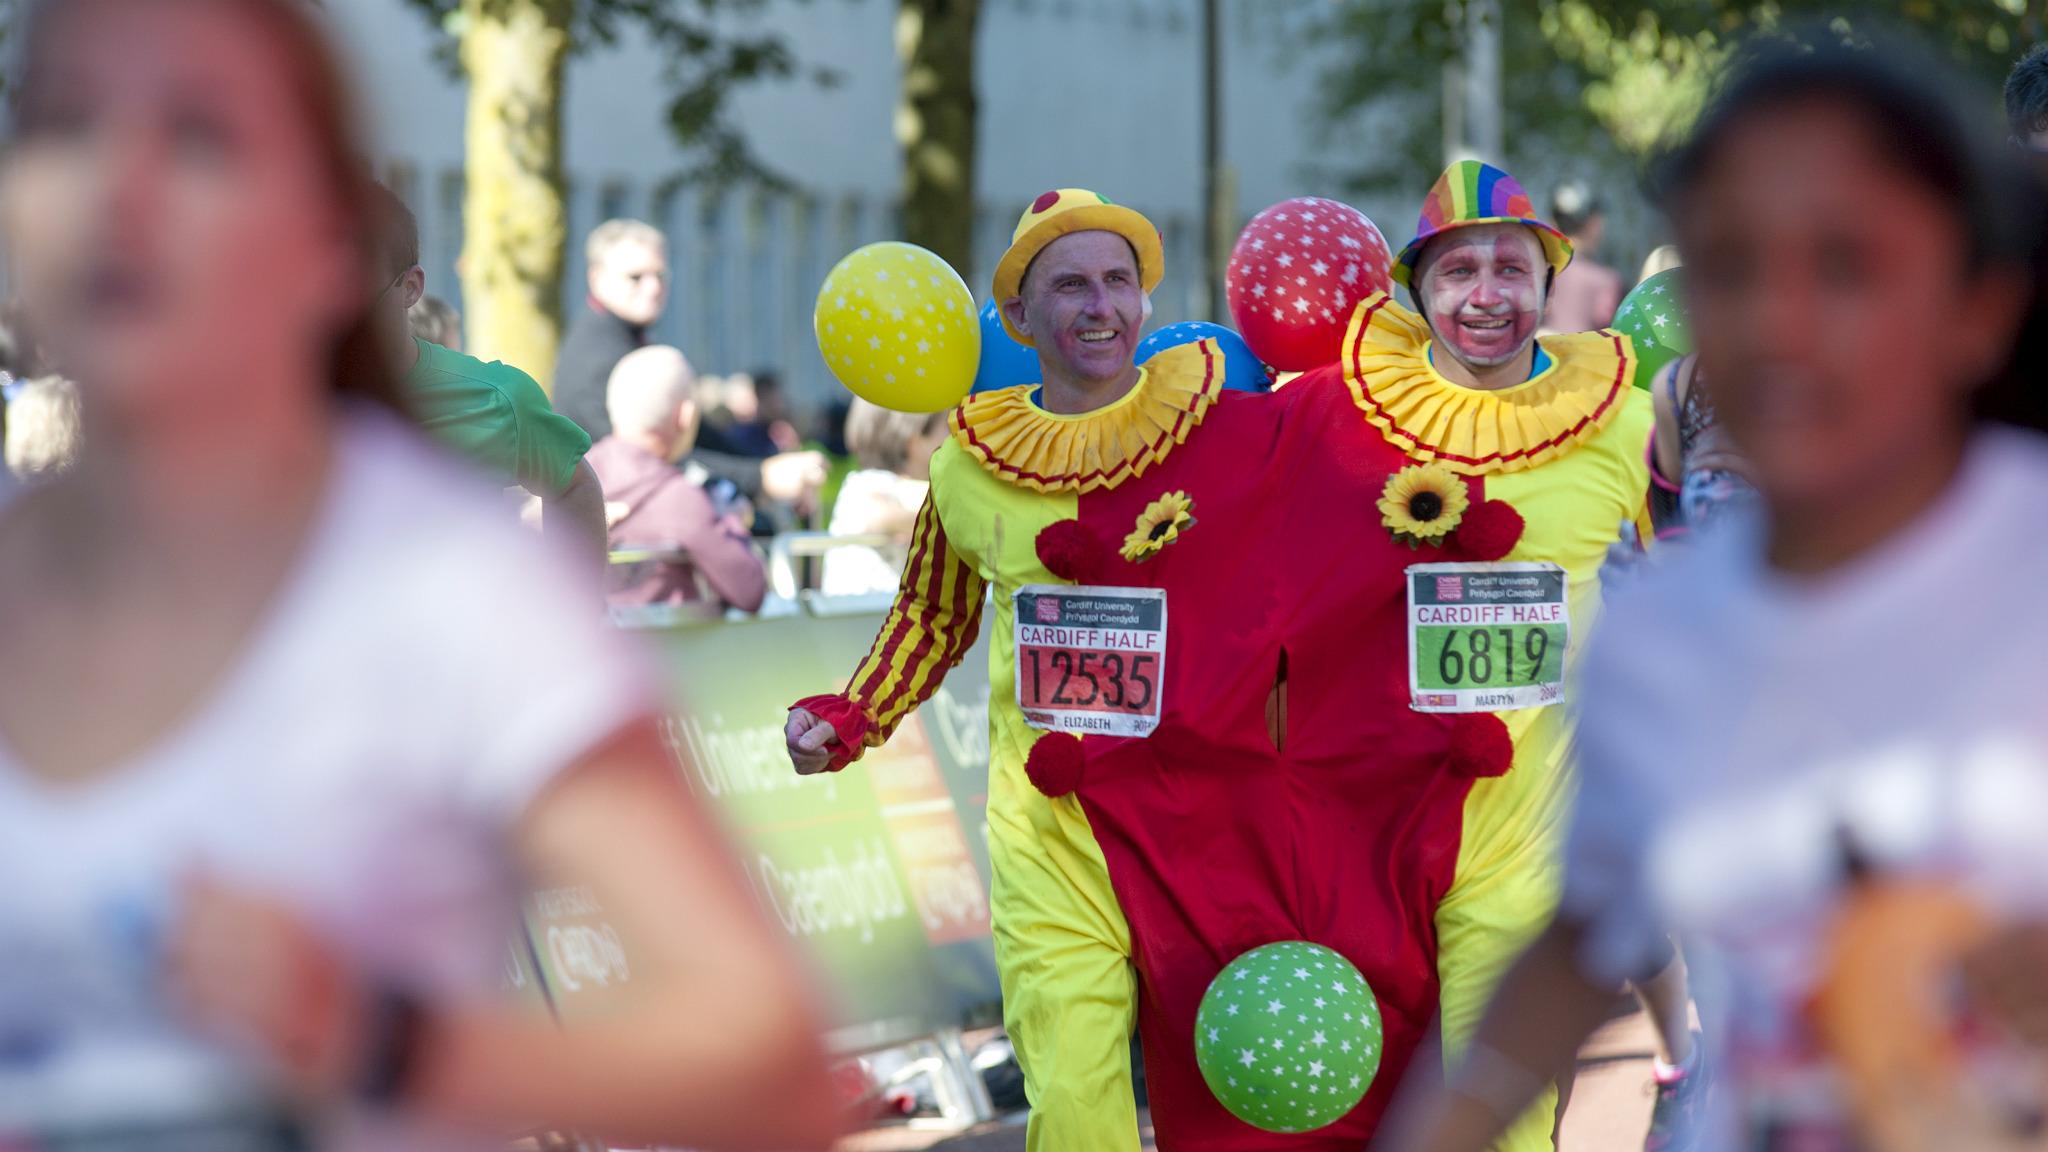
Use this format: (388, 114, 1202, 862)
(1013, 585, 1166, 737)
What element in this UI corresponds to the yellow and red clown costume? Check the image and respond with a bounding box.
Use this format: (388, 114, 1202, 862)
(794, 167, 1651, 1152)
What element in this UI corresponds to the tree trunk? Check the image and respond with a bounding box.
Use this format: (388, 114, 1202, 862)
(895, 0, 981, 278)
(459, 0, 572, 390)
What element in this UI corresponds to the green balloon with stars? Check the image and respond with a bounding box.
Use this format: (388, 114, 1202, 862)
(1193, 941, 1385, 1133)
(1611, 268, 1691, 392)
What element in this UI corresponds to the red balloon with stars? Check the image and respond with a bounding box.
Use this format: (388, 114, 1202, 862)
(1226, 197, 1394, 372)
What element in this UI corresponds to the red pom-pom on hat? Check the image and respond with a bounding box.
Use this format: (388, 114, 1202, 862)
(1024, 732, 1086, 798)
(1036, 519, 1106, 584)
(1452, 499, 1525, 562)
(1445, 713, 1514, 779)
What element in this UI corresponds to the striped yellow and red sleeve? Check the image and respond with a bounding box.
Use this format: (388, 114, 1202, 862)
(793, 491, 987, 770)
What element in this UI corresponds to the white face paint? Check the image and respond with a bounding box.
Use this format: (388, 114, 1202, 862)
(1417, 224, 1547, 370)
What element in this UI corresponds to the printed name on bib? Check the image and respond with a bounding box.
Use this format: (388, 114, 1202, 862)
(1013, 585, 1167, 738)
(1406, 562, 1570, 713)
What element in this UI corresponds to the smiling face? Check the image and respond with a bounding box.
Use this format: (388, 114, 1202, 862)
(1003, 230, 1147, 389)
(1, 0, 362, 419)
(1415, 223, 1548, 371)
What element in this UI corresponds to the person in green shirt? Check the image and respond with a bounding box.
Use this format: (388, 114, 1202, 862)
(368, 184, 608, 569)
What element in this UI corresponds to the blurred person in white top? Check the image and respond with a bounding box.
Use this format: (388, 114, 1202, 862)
(822, 399, 950, 596)
(0, 2, 840, 1150)
(1380, 30, 2048, 1152)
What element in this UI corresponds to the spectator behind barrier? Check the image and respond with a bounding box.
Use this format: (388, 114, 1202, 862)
(407, 292, 461, 351)
(554, 219, 828, 515)
(588, 345, 768, 613)
(4, 375, 82, 481)
(553, 218, 669, 441)
(369, 183, 609, 570)
(1544, 180, 1624, 332)
(822, 399, 948, 596)
(702, 370, 801, 459)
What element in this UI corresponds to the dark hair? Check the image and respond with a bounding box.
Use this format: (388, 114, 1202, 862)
(1659, 29, 2033, 275)
(1657, 26, 2048, 429)
(371, 181, 422, 281)
(2007, 42, 2048, 141)
(11, 0, 410, 417)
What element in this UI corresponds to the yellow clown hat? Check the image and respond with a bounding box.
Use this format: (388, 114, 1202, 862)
(992, 189, 1164, 346)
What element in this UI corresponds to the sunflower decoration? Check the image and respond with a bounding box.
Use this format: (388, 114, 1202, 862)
(1379, 463, 1470, 548)
(1122, 491, 1196, 563)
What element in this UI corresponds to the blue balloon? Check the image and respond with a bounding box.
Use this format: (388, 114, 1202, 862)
(972, 299, 1041, 393)
(1136, 321, 1274, 393)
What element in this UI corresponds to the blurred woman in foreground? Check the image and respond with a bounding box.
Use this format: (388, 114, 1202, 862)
(0, 1, 839, 1148)
(1381, 32, 2048, 1152)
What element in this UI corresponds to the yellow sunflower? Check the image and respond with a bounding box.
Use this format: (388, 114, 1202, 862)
(1122, 491, 1196, 562)
(1379, 462, 1469, 546)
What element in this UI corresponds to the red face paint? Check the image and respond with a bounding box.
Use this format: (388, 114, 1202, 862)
(1419, 226, 1545, 370)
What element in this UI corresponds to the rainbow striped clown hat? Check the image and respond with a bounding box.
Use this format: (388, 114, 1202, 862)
(993, 188, 1165, 346)
(1392, 160, 1574, 290)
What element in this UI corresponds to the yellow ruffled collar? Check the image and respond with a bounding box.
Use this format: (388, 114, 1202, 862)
(950, 339, 1224, 494)
(1342, 292, 1635, 476)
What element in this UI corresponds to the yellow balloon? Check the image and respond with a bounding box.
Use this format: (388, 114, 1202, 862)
(815, 242, 981, 414)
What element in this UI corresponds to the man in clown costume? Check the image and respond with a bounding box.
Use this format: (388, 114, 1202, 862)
(785, 188, 1238, 1152)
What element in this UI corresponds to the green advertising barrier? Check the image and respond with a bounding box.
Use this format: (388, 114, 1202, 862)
(523, 609, 1000, 1054)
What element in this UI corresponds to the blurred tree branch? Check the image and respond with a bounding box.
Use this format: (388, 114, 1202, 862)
(1315, 0, 2048, 197)
(392, 0, 831, 381)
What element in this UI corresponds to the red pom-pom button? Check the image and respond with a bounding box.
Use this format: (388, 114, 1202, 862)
(1036, 519, 1105, 584)
(1452, 499, 1525, 562)
(1445, 713, 1514, 779)
(1025, 732, 1087, 798)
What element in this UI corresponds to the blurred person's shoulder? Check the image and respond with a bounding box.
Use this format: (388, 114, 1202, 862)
(329, 404, 601, 607)
(407, 339, 559, 423)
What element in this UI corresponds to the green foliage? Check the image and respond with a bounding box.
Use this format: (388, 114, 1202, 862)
(397, 0, 838, 189)
(1317, 0, 2048, 193)
(1309, 0, 1632, 195)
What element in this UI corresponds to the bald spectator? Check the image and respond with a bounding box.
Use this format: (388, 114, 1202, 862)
(587, 346, 767, 614)
(553, 218, 828, 511)
(1544, 180, 1625, 333)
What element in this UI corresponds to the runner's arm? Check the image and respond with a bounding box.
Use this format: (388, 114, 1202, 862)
(541, 460, 610, 578)
(789, 491, 985, 771)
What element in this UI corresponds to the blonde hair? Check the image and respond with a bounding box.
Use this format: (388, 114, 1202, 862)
(845, 398, 946, 474)
(5, 375, 82, 480)
(586, 218, 667, 269)
(1639, 244, 1683, 283)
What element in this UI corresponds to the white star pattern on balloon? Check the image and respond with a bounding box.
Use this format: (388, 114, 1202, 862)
(816, 241, 979, 411)
(1226, 197, 1393, 372)
(1194, 941, 1387, 1135)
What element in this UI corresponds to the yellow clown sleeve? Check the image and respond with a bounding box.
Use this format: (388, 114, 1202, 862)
(843, 490, 988, 749)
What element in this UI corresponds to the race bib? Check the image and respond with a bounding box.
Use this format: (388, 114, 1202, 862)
(1406, 562, 1569, 713)
(1013, 585, 1166, 737)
